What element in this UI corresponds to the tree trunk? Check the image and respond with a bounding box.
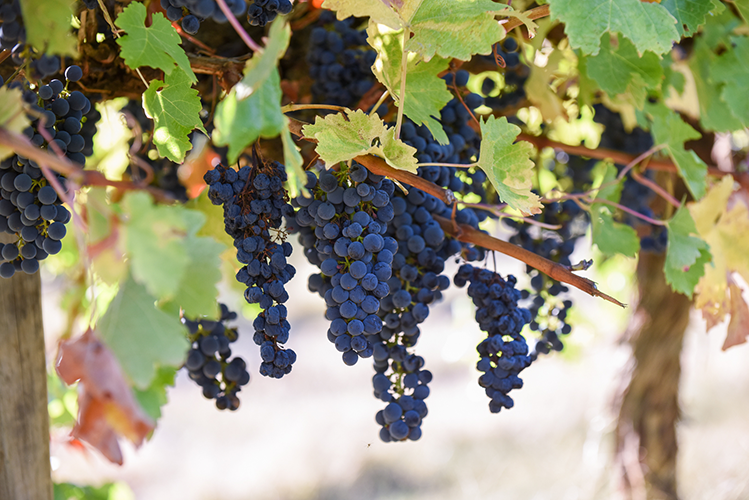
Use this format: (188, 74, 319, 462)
(615, 252, 691, 500)
(0, 235, 52, 500)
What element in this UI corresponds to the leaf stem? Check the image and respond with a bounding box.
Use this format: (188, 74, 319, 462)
(214, 0, 262, 53)
(369, 90, 390, 116)
(394, 29, 408, 140)
(631, 170, 681, 208)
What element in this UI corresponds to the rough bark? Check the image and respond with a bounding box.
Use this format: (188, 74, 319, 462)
(615, 251, 691, 500)
(0, 233, 52, 500)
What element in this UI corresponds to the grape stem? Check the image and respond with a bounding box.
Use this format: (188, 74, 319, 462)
(433, 214, 626, 308)
(631, 170, 681, 209)
(214, 0, 263, 53)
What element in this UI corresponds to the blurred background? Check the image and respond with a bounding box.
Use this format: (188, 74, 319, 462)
(42, 233, 749, 500)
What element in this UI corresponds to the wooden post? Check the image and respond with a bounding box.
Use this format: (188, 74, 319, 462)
(615, 251, 691, 500)
(0, 234, 52, 500)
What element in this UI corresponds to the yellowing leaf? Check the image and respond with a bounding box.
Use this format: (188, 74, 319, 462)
(476, 116, 541, 216)
(524, 51, 566, 121)
(406, 0, 507, 61)
(115, 2, 196, 82)
(143, 67, 207, 163)
(723, 283, 749, 350)
(689, 176, 749, 331)
(302, 109, 418, 173)
(321, 0, 403, 30)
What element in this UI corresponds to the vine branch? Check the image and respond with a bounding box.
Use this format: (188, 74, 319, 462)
(286, 116, 623, 305)
(433, 215, 625, 308)
(0, 128, 176, 203)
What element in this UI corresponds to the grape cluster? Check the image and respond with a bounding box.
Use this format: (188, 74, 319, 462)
(0, 0, 61, 78)
(306, 13, 377, 108)
(0, 67, 96, 278)
(183, 304, 251, 410)
(506, 198, 587, 357)
(373, 352, 431, 442)
(454, 264, 532, 413)
(204, 160, 298, 378)
(160, 0, 247, 35)
(291, 163, 394, 366)
(247, 0, 293, 27)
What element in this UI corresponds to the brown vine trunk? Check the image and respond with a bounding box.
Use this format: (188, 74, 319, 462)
(0, 233, 52, 500)
(615, 252, 691, 500)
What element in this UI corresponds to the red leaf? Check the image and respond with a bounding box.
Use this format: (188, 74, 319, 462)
(56, 329, 155, 465)
(723, 283, 749, 350)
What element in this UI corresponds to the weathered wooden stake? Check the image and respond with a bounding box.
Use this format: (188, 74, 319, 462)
(0, 234, 52, 500)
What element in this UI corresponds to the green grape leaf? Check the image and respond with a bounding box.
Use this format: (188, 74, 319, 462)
(281, 118, 306, 199)
(660, 0, 716, 37)
(321, 0, 403, 30)
(99, 276, 189, 389)
(0, 87, 30, 161)
(689, 39, 744, 132)
(302, 109, 418, 173)
(406, 0, 507, 61)
(115, 2, 196, 82)
(735, 0, 749, 22)
(664, 206, 712, 297)
(164, 234, 224, 318)
(586, 34, 663, 99)
(548, 0, 679, 56)
(649, 104, 708, 199)
(133, 366, 177, 421)
(234, 18, 290, 102)
(476, 116, 541, 216)
(368, 23, 452, 144)
(185, 190, 234, 249)
(591, 206, 640, 258)
(121, 191, 190, 300)
(143, 67, 207, 163)
(711, 37, 749, 126)
(19, 0, 76, 56)
(213, 67, 285, 164)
